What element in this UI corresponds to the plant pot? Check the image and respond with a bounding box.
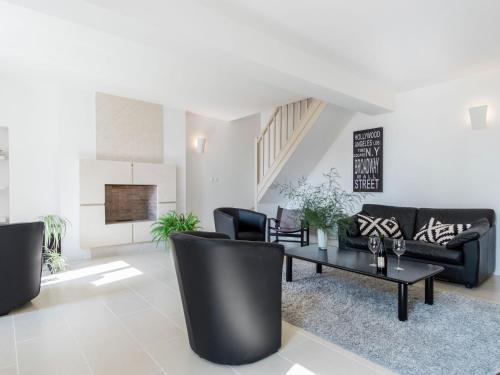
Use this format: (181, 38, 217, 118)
(317, 228, 328, 250)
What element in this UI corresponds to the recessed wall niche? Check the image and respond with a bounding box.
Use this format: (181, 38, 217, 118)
(104, 184, 157, 224)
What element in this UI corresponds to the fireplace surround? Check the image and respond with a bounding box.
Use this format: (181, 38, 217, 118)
(80, 159, 176, 248)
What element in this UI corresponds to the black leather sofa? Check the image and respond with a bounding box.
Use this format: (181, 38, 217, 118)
(0, 222, 44, 315)
(214, 207, 266, 241)
(169, 231, 284, 365)
(340, 204, 496, 288)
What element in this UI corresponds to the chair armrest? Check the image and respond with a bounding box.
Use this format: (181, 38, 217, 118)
(214, 210, 238, 239)
(268, 218, 280, 229)
(301, 220, 309, 230)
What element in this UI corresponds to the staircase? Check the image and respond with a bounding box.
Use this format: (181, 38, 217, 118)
(255, 98, 355, 204)
(255, 98, 326, 201)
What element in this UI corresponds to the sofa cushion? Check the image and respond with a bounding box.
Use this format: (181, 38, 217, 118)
(344, 236, 464, 265)
(362, 204, 418, 239)
(415, 208, 495, 231)
(404, 240, 463, 265)
(414, 217, 471, 246)
(446, 218, 491, 249)
(357, 213, 403, 239)
(344, 235, 369, 250)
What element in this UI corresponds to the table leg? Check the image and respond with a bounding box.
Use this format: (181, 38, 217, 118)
(398, 283, 408, 321)
(425, 277, 434, 305)
(286, 256, 293, 282)
(316, 263, 322, 273)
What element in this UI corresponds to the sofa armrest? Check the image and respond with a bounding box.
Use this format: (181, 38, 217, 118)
(462, 224, 496, 287)
(338, 214, 359, 249)
(341, 215, 360, 237)
(446, 218, 491, 249)
(214, 210, 238, 240)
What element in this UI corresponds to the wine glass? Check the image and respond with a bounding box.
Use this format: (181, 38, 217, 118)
(393, 238, 406, 271)
(368, 236, 380, 267)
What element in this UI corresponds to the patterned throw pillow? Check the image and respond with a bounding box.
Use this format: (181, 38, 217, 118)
(357, 213, 404, 239)
(413, 217, 471, 246)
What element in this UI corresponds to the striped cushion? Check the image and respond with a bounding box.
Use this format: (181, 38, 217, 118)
(414, 217, 471, 246)
(357, 213, 403, 239)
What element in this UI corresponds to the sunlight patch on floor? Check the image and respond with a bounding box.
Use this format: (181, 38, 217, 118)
(41, 260, 133, 286)
(286, 363, 317, 375)
(92, 266, 143, 286)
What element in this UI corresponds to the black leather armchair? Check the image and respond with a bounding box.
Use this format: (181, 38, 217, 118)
(0, 222, 44, 315)
(169, 231, 284, 365)
(213, 207, 266, 241)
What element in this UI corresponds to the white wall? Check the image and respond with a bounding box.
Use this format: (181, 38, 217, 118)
(0, 75, 187, 259)
(164, 108, 187, 213)
(186, 112, 260, 230)
(260, 109, 273, 131)
(309, 68, 500, 274)
(0, 78, 95, 259)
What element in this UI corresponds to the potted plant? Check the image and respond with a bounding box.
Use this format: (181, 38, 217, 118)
(150, 211, 200, 247)
(39, 215, 70, 273)
(274, 168, 364, 249)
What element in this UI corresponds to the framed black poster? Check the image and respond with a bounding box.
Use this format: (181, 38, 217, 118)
(353, 127, 383, 192)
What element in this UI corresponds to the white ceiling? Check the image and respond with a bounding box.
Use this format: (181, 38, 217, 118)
(2, 0, 500, 119)
(208, 0, 500, 92)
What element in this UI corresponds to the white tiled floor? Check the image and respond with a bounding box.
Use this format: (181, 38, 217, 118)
(1, 245, 498, 375)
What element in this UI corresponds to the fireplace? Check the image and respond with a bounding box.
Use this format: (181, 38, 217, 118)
(105, 184, 157, 224)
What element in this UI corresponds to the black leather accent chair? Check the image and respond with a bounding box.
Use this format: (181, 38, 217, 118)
(268, 206, 309, 246)
(0, 222, 44, 316)
(340, 204, 496, 288)
(213, 207, 266, 241)
(169, 231, 284, 365)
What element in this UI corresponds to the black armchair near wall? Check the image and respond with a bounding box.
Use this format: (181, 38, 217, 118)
(0, 222, 44, 316)
(169, 231, 284, 365)
(213, 207, 266, 241)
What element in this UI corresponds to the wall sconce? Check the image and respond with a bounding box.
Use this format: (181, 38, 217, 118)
(195, 137, 206, 154)
(469, 105, 488, 130)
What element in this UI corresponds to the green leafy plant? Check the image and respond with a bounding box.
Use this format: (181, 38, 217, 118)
(150, 211, 200, 245)
(273, 168, 365, 233)
(38, 215, 70, 274)
(43, 249, 67, 274)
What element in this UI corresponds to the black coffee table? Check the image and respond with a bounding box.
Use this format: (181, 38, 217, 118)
(285, 244, 444, 321)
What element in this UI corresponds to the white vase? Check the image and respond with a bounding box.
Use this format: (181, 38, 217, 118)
(317, 228, 328, 250)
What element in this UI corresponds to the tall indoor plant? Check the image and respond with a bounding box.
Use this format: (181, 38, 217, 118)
(39, 215, 70, 273)
(275, 168, 364, 249)
(150, 211, 200, 247)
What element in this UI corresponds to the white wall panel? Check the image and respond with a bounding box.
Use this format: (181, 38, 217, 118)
(133, 162, 176, 203)
(80, 205, 132, 248)
(80, 159, 131, 204)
